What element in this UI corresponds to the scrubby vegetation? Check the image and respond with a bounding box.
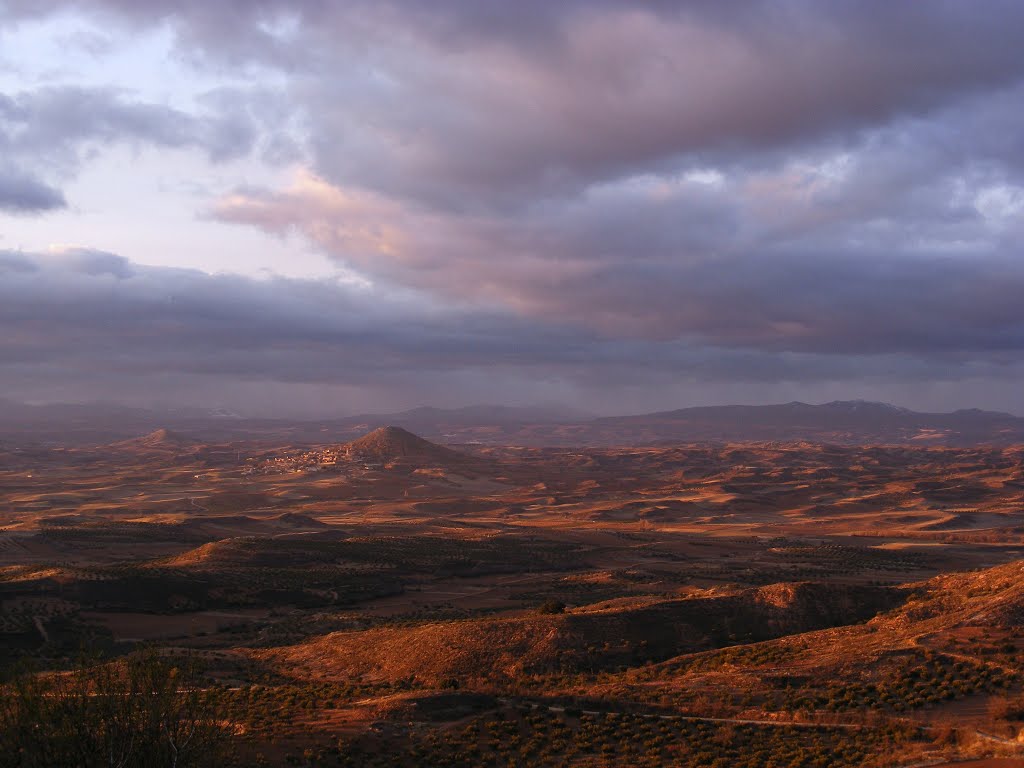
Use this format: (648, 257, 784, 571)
(333, 708, 920, 768)
(0, 650, 229, 768)
(782, 651, 1017, 713)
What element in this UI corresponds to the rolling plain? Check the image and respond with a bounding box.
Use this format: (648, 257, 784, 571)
(4, 419, 1024, 766)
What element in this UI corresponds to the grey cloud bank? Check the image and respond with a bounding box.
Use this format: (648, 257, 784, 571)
(2, 248, 1022, 416)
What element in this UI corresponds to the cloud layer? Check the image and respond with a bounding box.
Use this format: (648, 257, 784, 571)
(2, 2, 1024, 413)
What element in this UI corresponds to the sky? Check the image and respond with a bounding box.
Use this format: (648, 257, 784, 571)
(1, 1, 1024, 417)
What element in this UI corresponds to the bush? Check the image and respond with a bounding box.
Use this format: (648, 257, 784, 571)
(0, 650, 231, 768)
(538, 600, 566, 615)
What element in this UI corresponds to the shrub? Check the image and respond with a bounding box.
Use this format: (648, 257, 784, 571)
(538, 600, 567, 615)
(0, 650, 231, 768)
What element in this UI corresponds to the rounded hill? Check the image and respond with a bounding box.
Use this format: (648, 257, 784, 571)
(344, 426, 461, 463)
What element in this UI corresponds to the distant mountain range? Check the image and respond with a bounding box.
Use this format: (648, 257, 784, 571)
(582, 400, 1023, 446)
(1, 398, 1022, 447)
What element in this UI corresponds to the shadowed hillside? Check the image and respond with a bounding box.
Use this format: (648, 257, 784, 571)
(111, 428, 196, 451)
(257, 581, 903, 684)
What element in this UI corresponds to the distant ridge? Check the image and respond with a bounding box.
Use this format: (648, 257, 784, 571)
(334, 404, 589, 436)
(583, 400, 1024, 446)
(2, 399, 1023, 447)
(321, 401, 1024, 447)
(598, 399, 1015, 425)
